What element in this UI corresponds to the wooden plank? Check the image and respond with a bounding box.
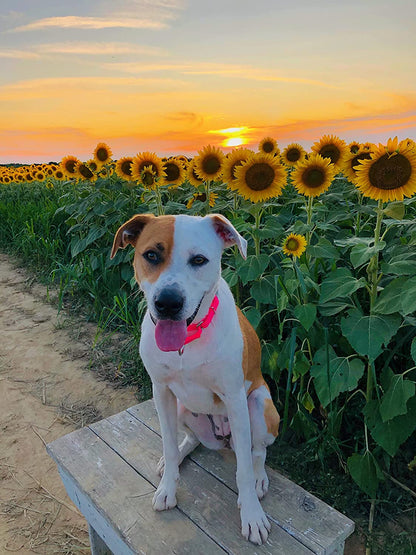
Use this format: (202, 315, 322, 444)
(90, 410, 314, 555)
(47, 427, 225, 555)
(88, 525, 113, 555)
(129, 400, 354, 554)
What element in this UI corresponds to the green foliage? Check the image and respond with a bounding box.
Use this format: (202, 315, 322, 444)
(0, 168, 415, 524)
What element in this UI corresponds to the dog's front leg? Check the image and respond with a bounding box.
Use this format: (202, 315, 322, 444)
(152, 383, 180, 511)
(226, 387, 271, 545)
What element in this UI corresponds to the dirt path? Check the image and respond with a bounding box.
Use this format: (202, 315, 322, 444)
(0, 254, 138, 554)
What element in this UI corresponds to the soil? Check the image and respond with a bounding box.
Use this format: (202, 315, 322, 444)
(0, 254, 138, 554)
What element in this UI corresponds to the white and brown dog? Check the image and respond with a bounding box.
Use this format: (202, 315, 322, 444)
(111, 213, 280, 545)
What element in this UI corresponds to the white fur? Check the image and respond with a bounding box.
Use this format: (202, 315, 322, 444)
(137, 215, 272, 545)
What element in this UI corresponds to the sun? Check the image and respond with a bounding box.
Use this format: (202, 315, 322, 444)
(223, 137, 246, 148)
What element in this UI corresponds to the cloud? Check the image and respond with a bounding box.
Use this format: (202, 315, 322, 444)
(12, 16, 168, 32)
(35, 41, 168, 57)
(102, 61, 338, 89)
(0, 49, 40, 59)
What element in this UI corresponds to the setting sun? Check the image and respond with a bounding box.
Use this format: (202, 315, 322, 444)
(223, 137, 246, 147)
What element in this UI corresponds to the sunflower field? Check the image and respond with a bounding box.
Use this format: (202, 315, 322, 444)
(1, 136, 416, 552)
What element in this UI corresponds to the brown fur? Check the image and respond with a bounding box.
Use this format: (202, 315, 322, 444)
(236, 308, 266, 395)
(264, 398, 280, 437)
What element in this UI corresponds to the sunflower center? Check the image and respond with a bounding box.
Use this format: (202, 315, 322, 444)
(202, 154, 221, 176)
(196, 193, 207, 202)
(319, 144, 340, 164)
(350, 144, 360, 154)
(286, 238, 299, 251)
(368, 153, 412, 190)
(165, 162, 180, 182)
(142, 171, 155, 187)
(121, 160, 132, 176)
(96, 148, 109, 162)
(245, 163, 275, 191)
(302, 167, 325, 188)
(287, 148, 301, 162)
(262, 141, 275, 153)
(89, 161, 98, 172)
(65, 160, 77, 174)
(79, 164, 94, 179)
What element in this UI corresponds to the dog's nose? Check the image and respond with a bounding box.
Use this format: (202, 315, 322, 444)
(154, 288, 184, 319)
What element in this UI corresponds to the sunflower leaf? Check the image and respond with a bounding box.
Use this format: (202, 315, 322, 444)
(347, 451, 382, 498)
(411, 337, 416, 365)
(373, 277, 408, 315)
(350, 241, 385, 269)
(319, 267, 365, 303)
(383, 201, 405, 220)
(237, 254, 269, 285)
(341, 310, 400, 361)
(294, 303, 316, 331)
(398, 276, 416, 315)
(379, 374, 415, 422)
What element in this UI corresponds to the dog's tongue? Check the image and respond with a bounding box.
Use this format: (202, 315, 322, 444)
(155, 319, 187, 352)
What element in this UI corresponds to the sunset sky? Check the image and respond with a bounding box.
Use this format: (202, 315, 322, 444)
(0, 0, 415, 163)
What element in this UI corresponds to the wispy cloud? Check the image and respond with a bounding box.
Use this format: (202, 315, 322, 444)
(0, 49, 40, 59)
(36, 41, 168, 56)
(102, 61, 338, 89)
(12, 16, 168, 32)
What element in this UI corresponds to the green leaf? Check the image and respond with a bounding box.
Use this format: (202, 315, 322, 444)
(364, 397, 416, 457)
(307, 238, 340, 260)
(70, 237, 88, 258)
(347, 452, 381, 498)
(411, 337, 416, 364)
(294, 303, 316, 331)
(250, 276, 277, 305)
(373, 277, 408, 315)
(310, 345, 365, 407)
(341, 310, 400, 361)
(84, 226, 106, 247)
(398, 276, 416, 316)
(383, 201, 405, 220)
(318, 301, 353, 316)
(320, 268, 365, 304)
(350, 242, 385, 269)
(381, 260, 416, 276)
(222, 267, 238, 288)
(293, 351, 310, 381)
(237, 254, 269, 285)
(243, 306, 261, 330)
(301, 391, 315, 414)
(379, 374, 415, 422)
(261, 341, 280, 379)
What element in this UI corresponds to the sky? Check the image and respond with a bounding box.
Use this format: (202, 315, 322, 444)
(0, 0, 415, 163)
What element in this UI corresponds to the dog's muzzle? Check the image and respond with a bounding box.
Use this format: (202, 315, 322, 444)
(154, 288, 184, 320)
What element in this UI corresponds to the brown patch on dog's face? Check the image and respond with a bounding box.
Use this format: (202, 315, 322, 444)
(133, 215, 175, 284)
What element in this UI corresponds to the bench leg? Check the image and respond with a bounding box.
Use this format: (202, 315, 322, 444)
(88, 525, 113, 555)
(328, 540, 345, 554)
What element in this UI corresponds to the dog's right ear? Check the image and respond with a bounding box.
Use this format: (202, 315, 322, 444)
(110, 213, 155, 259)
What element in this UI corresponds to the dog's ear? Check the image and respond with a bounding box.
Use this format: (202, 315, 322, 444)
(208, 214, 247, 259)
(111, 213, 155, 259)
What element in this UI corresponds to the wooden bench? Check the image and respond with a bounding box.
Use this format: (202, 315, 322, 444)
(47, 399, 354, 554)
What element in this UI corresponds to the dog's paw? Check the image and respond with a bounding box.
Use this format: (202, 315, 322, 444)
(156, 455, 165, 477)
(240, 501, 271, 545)
(152, 483, 177, 511)
(255, 470, 269, 499)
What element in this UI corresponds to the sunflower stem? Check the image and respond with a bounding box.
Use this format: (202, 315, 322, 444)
(205, 180, 211, 215)
(281, 326, 297, 438)
(368, 200, 384, 313)
(154, 183, 165, 216)
(254, 204, 264, 310)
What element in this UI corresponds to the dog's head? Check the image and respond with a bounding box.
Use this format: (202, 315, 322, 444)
(111, 214, 247, 351)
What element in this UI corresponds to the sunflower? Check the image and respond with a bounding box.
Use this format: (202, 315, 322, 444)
(222, 148, 253, 183)
(186, 192, 218, 209)
(362, 142, 375, 152)
(163, 157, 185, 187)
(34, 171, 45, 182)
(259, 136, 279, 156)
(87, 159, 98, 172)
(76, 162, 95, 181)
(311, 135, 349, 171)
(348, 141, 361, 154)
(281, 143, 306, 167)
(400, 138, 416, 151)
(354, 140, 416, 202)
(194, 145, 224, 181)
(231, 152, 287, 202)
(342, 149, 373, 183)
(61, 155, 80, 177)
(282, 233, 307, 258)
(186, 158, 205, 187)
(291, 153, 336, 197)
(93, 142, 112, 165)
(140, 165, 159, 189)
(115, 157, 134, 182)
(131, 152, 165, 185)
(54, 169, 65, 180)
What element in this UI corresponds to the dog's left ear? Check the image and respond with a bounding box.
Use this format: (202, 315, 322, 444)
(208, 214, 247, 259)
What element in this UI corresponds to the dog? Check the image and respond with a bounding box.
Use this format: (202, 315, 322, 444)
(111, 213, 280, 545)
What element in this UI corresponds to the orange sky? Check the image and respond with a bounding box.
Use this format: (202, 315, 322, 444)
(0, 1, 415, 163)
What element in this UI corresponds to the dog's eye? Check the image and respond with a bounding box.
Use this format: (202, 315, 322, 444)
(143, 250, 160, 264)
(189, 255, 208, 267)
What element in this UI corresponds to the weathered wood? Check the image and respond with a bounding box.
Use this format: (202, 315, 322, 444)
(47, 427, 225, 554)
(128, 400, 355, 555)
(90, 410, 313, 554)
(88, 525, 113, 555)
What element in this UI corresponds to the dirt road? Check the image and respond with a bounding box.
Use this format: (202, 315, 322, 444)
(0, 254, 138, 553)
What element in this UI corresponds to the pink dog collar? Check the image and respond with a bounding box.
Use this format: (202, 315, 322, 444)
(184, 294, 219, 346)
